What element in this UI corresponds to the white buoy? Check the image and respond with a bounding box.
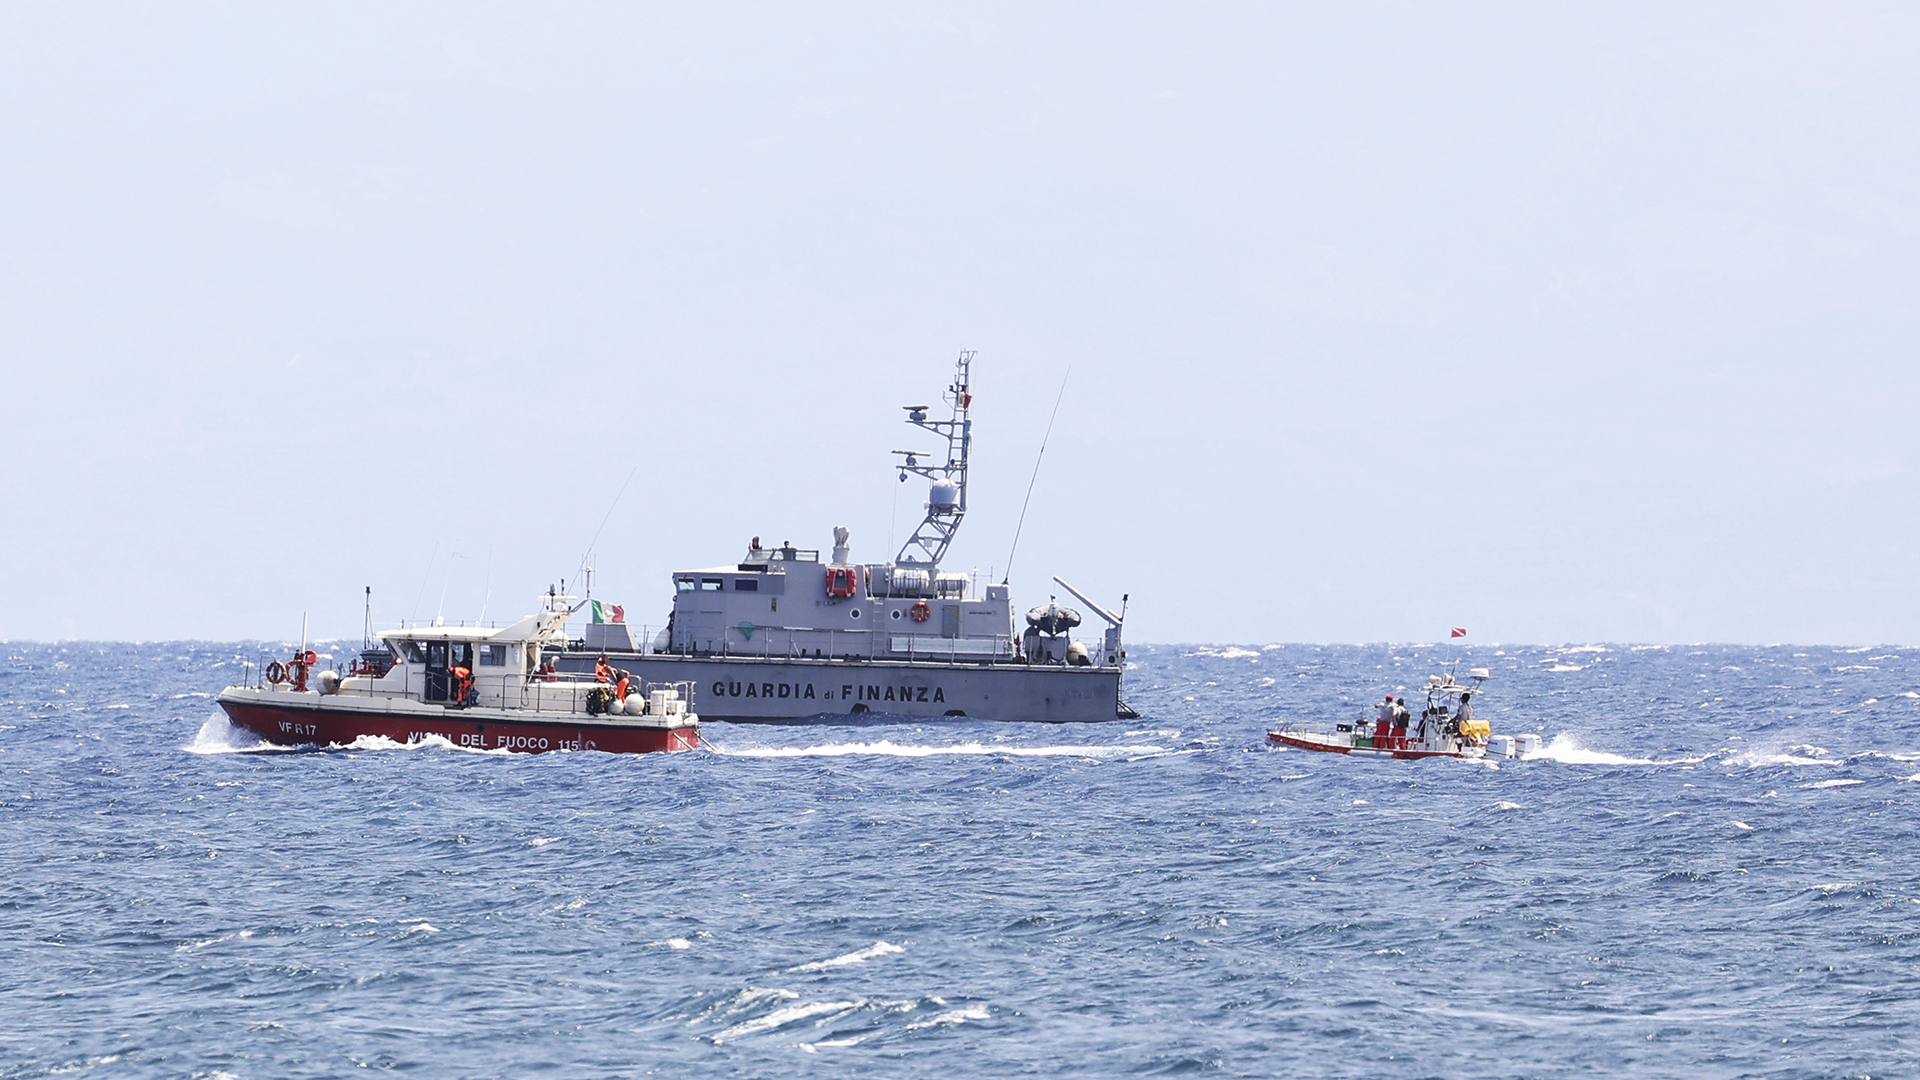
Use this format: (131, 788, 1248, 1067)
(624, 693, 646, 715)
(606, 695, 626, 716)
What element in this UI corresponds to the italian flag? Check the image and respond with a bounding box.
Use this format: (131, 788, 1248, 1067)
(591, 600, 625, 624)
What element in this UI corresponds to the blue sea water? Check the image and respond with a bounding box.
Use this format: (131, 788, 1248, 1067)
(2, 641, 1917, 1079)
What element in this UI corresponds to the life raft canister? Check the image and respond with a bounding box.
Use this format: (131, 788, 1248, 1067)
(825, 566, 860, 599)
(909, 601, 931, 622)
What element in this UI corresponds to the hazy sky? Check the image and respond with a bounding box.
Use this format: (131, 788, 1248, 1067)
(3, 3, 1917, 645)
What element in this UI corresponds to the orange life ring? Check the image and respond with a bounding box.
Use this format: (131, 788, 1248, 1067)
(910, 601, 931, 622)
(302, 650, 317, 666)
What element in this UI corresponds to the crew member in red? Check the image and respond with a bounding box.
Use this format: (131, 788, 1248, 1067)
(450, 664, 473, 704)
(615, 671, 631, 701)
(1391, 697, 1411, 749)
(1373, 695, 1395, 749)
(594, 654, 612, 683)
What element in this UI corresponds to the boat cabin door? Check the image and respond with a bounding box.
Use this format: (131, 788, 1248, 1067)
(425, 641, 450, 702)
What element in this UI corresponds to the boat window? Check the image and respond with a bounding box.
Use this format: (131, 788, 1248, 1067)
(734, 578, 758, 592)
(700, 578, 723, 591)
(675, 577, 697, 592)
(479, 644, 507, 667)
(400, 640, 425, 663)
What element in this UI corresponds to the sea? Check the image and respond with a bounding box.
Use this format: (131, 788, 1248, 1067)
(2, 640, 1916, 1079)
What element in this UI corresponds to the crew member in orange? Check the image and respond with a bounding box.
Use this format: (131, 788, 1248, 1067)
(1391, 697, 1411, 749)
(451, 663, 473, 704)
(615, 671, 631, 700)
(594, 654, 612, 683)
(1373, 695, 1394, 749)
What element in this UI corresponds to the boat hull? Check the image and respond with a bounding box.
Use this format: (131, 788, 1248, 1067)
(218, 696, 698, 754)
(1266, 729, 1478, 760)
(559, 652, 1125, 724)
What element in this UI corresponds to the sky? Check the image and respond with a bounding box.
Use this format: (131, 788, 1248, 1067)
(2, 2, 1917, 646)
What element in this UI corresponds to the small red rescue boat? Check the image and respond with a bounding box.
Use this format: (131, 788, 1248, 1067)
(1268, 669, 1495, 760)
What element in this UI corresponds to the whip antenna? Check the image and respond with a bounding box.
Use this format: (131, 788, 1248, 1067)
(1003, 366, 1070, 584)
(578, 462, 641, 592)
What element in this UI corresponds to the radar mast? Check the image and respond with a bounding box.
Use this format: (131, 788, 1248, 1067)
(893, 351, 974, 567)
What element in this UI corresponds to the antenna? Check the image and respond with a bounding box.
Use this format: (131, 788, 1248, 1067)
(362, 586, 371, 649)
(434, 551, 462, 625)
(1003, 365, 1070, 583)
(478, 547, 493, 624)
(893, 350, 976, 566)
(579, 462, 640, 585)
(409, 541, 439, 626)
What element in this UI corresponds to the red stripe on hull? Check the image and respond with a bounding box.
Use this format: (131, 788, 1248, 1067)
(1266, 731, 1463, 759)
(218, 699, 697, 755)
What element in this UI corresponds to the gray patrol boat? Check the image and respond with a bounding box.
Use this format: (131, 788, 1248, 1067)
(563, 352, 1136, 724)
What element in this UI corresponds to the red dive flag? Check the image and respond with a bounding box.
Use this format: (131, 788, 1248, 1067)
(1450, 627, 1467, 638)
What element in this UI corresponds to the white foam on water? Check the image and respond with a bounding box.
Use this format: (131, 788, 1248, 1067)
(1563, 646, 1611, 654)
(1902, 774, 1920, 782)
(184, 712, 271, 755)
(338, 733, 513, 756)
(178, 929, 255, 951)
(1730, 821, 1755, 831)
(1804, 778, 1865, 789)
(1523, 734, 1686, 766)
(527, 837, 562, 848)
(1721, 746, 1840, 768)
(713, 999, 860, 1043)
(712, 740, 1168, 760)
(1546, 664, 1585, 673)
(651, 938, 692, 950)
(1186, 646, 1260, 659)
(796, 1036, 867, 1051)
(401, 922, 438, 935)
(785, 940, 904, 974)
(1492, 800, 1523, 811)
(706, 987, 797, 1020)
(906, 1003, 991, 1030)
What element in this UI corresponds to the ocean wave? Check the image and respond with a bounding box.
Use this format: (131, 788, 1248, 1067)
(784, 941, 904, 974)
(711, 740, 1170, 759)
(905, 1003, 990, 1030)
(713, 999, 862, 1043)
(1720, 746, 1841, 768)
(1521, 734, 1697, 766)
